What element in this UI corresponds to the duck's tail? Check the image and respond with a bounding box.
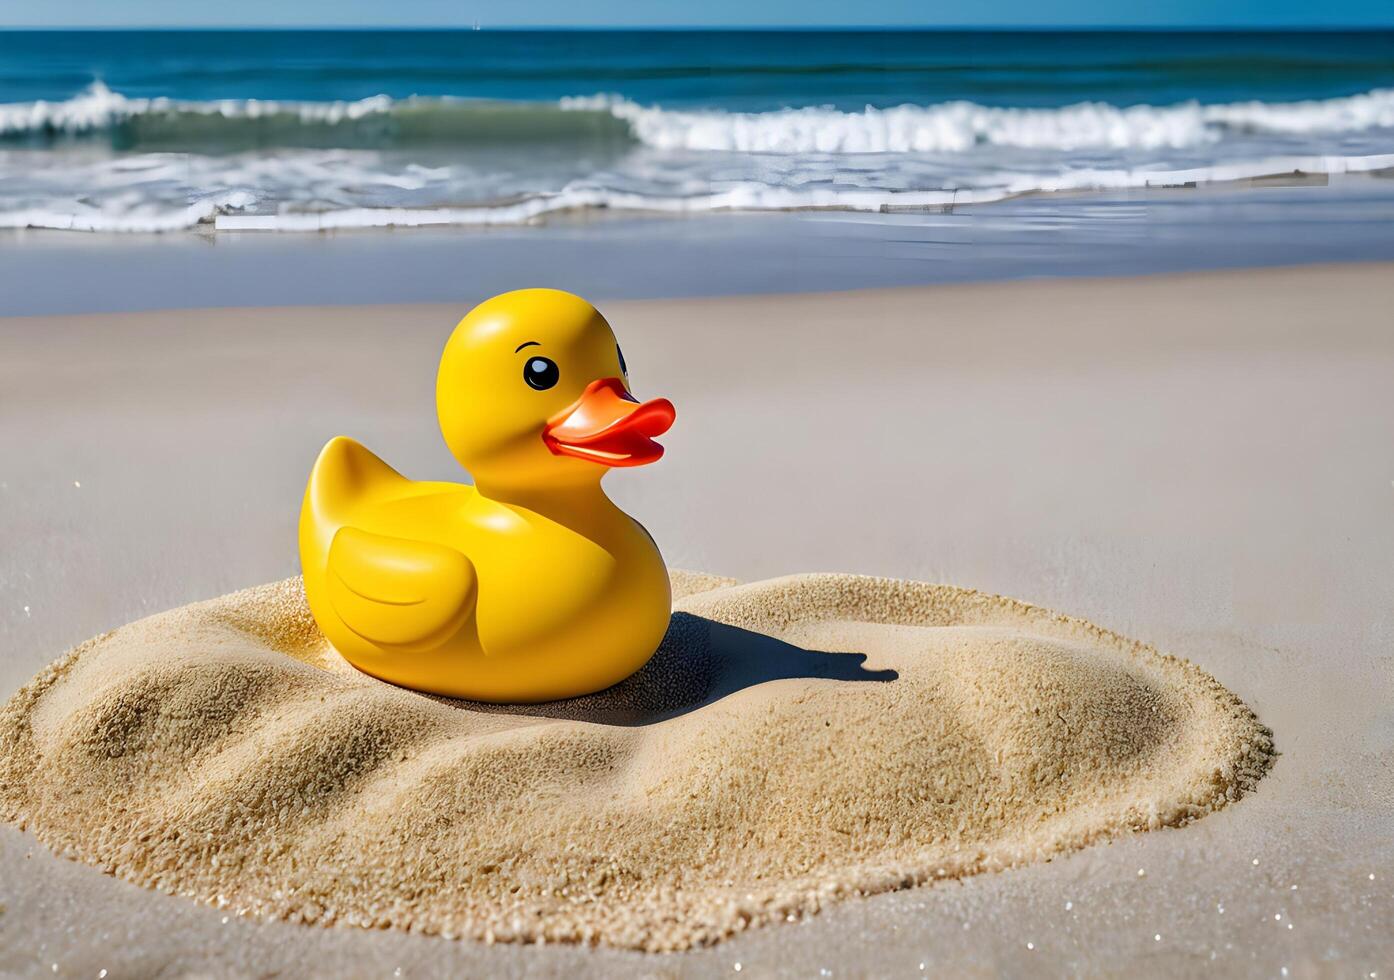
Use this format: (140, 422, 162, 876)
(299, 436, 409, 567)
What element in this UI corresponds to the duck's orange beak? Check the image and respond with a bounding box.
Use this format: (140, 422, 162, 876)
(543, 378, 676, 467)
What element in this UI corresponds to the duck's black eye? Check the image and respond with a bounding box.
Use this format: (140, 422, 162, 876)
(617, 345, 628, 376)
(523, 356, 559, 391)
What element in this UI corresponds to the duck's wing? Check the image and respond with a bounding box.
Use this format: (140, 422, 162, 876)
(326, 526, 477, 648)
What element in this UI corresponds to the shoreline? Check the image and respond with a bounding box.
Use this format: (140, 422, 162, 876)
(5, 178, 1394, 317)
(2, 264, 1391, 975)
(2, 167, 1390, 237)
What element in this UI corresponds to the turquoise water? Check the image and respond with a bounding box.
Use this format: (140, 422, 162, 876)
(4, 29, 1393, 108)
(1, 29, 1392, 230)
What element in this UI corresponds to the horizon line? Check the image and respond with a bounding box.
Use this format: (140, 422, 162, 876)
(2, 24, 1393, 32)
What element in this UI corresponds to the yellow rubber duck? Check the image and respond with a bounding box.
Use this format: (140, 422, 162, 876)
(298, 289, 676, 702)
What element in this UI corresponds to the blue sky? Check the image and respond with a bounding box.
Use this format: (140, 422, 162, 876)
(1, 0, 1391, 28)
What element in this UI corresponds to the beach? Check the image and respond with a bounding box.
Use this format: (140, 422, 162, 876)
(2, 263, 1391, 976)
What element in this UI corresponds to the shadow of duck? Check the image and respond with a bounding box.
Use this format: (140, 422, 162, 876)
(440, 611, 898, 727)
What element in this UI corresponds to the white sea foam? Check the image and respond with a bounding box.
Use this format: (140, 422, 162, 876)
(569, 90, 1394, 154)
(0, 190, 257, 233)
(0, 150, 1388, 234)
(0, 81, 397, 137)
(205, 152, 1394, 233)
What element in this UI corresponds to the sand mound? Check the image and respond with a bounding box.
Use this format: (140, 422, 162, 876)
(0, 571, 1273, 951)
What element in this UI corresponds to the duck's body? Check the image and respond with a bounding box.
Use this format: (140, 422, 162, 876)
(299, 289, 675, 702)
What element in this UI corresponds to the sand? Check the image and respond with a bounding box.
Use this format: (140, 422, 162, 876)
(2, 263, 1392, 976)
(0, 569, 1271, 952)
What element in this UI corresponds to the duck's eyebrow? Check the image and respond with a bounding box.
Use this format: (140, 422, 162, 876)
(515, 340, 540, 352)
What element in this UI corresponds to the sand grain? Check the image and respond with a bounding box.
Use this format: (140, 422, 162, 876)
(0, 570, 1273, 951)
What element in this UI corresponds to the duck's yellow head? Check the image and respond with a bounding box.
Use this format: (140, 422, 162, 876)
(437, 288, 675, 493)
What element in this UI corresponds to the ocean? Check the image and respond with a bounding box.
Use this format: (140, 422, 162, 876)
(2, 28, 1393, 233)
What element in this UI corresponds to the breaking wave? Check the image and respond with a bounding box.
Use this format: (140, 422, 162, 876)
(572, 89, 1394, 153)
(2, 83, 1393, 232)
(4, 82, 1394, 153)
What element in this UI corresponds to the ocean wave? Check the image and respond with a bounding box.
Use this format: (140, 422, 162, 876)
(0, 190, 257, 233)
(0, 81, 631, 150)
(571, 89, 1394, 153)
(3, 151, 1388, 234)
(206, 152, 1394, 230)
(4, 82, 1393, 233)
(4, 82, 1394, 154)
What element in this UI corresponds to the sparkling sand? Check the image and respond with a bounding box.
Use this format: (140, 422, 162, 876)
(0, 570, 1271, 951)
